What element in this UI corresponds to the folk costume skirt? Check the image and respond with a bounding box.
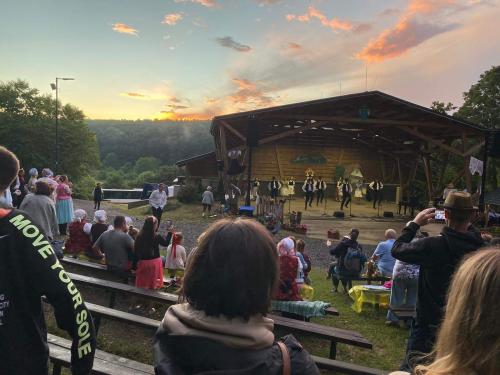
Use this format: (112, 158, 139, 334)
(56, 198, 74, 224)
(135, 257, 164, 290)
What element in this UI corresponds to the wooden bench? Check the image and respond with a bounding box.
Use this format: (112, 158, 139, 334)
(68, 273, 372, 359)
(61, 257, 171, 284)
(389, 306, 416, 321)
(48, 334, 153, 375)
(83, 302, 382, 374)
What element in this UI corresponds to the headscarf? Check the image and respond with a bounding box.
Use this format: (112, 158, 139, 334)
(42, 168, 54, 178)
(125, 216, 133, 227)
(94, 210, 107, 223)
(29, 168, 38, 177)
(73, 209, 87, 222)
(277, 237, 295, 256)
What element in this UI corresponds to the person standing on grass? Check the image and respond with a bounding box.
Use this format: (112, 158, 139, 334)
(93, 182, 103, 210)
(201, 186, 214, 217)
(149, 183, 167, 227)
(165, 233, 186, 282)
(0, 146, 96, 375)
(392, 192, 484, 372)
(55, 175, 74, 235)
(371, 229, 397, 277)
(135, 216, 172, 291)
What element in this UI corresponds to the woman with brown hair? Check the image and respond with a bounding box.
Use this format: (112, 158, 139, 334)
(391, 248, 500, 375)
(154, 218, 319, 374)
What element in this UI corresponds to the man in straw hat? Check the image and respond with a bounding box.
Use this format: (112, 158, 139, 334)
(391, 192, 484, 371)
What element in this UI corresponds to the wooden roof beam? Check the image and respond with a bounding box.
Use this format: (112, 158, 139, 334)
(258, 120, 330, 145)
(219, 120, 246, 143)
(398, 127, 465, 157)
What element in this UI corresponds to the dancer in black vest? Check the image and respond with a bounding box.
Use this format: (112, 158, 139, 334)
(369, 180, 384, 209)
(340, 179, 352, 210)
(302, 177, 315, 210)
(268, 177, 281, 200)
(316, 177, 327, 206)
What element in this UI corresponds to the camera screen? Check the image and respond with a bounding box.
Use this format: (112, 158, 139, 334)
(435, 210, 445, 220)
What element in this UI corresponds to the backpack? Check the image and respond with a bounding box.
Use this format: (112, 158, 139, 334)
(302, 253, 312, 274)
(343, 245, 363, 273)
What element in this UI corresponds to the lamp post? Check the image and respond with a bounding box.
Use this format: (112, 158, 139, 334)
(50, 77, 74, 174)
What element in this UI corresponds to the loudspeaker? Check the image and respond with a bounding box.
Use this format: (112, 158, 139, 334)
(247, 121, 260, 147)
(333, 211, 345, 218)
(487, 132, 500, 157)
(383, 211, 394, 218)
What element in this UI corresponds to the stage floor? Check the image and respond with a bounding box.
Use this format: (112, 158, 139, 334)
(282, 197, 444, 245)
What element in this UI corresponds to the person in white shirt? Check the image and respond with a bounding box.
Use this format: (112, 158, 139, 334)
(369, 179, 384, 209)
(149, 183, 168, 228)
(165, 232, 187, 280)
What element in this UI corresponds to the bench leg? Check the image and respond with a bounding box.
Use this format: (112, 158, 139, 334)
(108, 291, 116, 308)
(329, 341, 337, 359)
(52, 363, 62, 375)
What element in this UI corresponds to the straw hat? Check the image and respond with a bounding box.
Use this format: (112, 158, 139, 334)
(443, 191, 474, 211)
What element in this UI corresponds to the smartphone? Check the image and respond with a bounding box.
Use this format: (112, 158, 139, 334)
(435, 210, 445, 221)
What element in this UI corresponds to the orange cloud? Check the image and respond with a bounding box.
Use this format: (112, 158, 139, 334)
(356, 0, 475, 62)
(228, 78, 276, 107)
(286, 42, 302, 51)
(120, 92, 149, 99)
(162, 13, 183, 26)
(286, 6, 353, 32)
(112, 23, 138, 35)
(157, 110, 212, 121)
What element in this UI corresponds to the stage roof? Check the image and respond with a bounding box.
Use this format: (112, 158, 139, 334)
(211, 91, 487, 158)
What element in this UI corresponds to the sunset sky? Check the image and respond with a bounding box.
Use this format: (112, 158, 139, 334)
(1, 0, 499, 120)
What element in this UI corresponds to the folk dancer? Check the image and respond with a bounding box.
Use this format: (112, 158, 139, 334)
(316, 176, 327, 206)
(268, 177, 282, 201)
(302, 177, 315, 210)
(340, 179, 352, 211)
(369, 179, 384, 209)
(251, 178, 260, 200)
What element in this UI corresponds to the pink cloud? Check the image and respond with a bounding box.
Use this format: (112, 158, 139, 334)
(286, 6, 353, 32)
(356, 0, 477, 62)
(162, 13, 183, 26)
(112, 23, 138, 35)
(228, 78, 276, 106)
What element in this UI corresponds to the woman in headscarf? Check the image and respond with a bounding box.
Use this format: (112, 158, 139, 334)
(273, 237, 302, 301)
(27, 168, 38, 193)
(87, 210, 110, 245)
(135, 216, 172, 290)
(64, 209, 98, 259)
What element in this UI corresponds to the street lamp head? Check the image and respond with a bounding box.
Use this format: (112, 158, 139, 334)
(60, 78, 75, 81)
(50, 83, 56, 90)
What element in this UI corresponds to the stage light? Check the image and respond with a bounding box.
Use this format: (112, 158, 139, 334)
(374, 134, 379, 137)
(403, 140, 415, 145)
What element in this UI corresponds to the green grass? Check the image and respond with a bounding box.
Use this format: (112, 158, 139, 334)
(45, 266, 408, 374)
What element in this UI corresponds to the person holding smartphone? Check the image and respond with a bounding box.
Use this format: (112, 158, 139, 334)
(391, 192, 484, 372)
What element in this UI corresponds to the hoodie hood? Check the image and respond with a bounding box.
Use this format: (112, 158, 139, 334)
(441, 226, 483, 260)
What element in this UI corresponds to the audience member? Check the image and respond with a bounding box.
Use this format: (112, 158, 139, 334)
(87, 210, 110, 244)
(135, 216, 172, 290)
(392, 192, 484, 371)
(27, 167, 38, 192)
(154, 218, 319, 374)
(201, 185, 214, 217)
(391, 248, 500, 375)
(149, 183, 167, 227)
(165, 232, 186, 280)
(329, 229, 366, 293)
(0, 146, 96, 375)
(296, 239, 312, 285)
(55, 175, 74, 235)
(274, 237, 302, 301)
(19, 181, 59, 240)
(92, 215, 135, 277)
(93, 182, 103, 210)
(12, 168, 27, 208)
(371, 229, 397, 277)
(38, 168, 58, 200)
(65, 209, 103, 260)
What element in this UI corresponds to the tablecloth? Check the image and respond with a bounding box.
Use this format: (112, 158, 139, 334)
(348, 285, 390, 313)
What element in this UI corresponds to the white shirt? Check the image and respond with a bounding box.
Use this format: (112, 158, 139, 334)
(149, 189, 167, 209)
(165, 244, 187, 270)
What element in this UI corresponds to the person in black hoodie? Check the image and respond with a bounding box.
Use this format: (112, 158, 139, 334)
(92, 182, 103, 210)
(154, 218, 319, 375)
(0, 146, 96, 375)
(391, 192, 484, 372)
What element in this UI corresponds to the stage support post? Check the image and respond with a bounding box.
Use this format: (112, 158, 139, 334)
(245, 146, 253, 206)
(479, 132, 489, 211)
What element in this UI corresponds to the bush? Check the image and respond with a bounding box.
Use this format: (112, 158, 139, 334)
(177, 184, 200, 203)
(73, 174, 97, 200)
